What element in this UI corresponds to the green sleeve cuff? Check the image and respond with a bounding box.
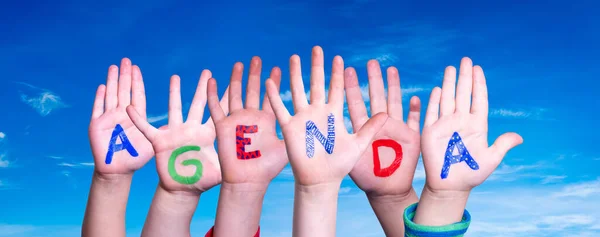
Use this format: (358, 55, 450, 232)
(403, 203, 471, 237)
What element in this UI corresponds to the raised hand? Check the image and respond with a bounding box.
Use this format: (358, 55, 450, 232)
(265, 46, 387, 237)
(346, 60, 421, 197)
(89, 58, 154, 174)
(207, 57, 288, 186)
(414, 57, 523, 225)
(266, 46, 388, 186)
(208, 57, 287, 237)
(344, 60, 421, 236)
(127, 70, 228, 193)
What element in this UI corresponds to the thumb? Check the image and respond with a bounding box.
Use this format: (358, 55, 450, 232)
(490, 132, 523, 162)
(354, 112, 388, 156)
(126, 105, 158, 142)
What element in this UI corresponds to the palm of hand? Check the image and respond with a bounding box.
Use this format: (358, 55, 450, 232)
(421, 58, 523, 192)
(214, 110, 286, 184)
(89, 108, 154, 174)
(281, 108, 363, 185)
(89, 59, 154, 175)
(150, 123, 221, 193)
(350, 119, 420, 195)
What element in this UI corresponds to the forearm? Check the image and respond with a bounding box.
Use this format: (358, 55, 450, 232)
(413, 185, 469, 225)
(367, 188, 419, 237)
(213, 182, 266, 237)
(293, 182, 340, 237)
(141, 184, 200, 237)
(82, 172, 133, 237)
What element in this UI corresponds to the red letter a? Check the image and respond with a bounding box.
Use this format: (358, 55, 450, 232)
(372, 139, 403, 177)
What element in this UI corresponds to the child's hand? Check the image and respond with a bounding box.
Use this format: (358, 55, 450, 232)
(265, 46, 388, 186)
(127, 70, 228, 194)
(421, 57, 523, 191)
(207, 57, 288, 188)
(415, 57, 523, 225)
(345, 60, 421, 197)
(88, 58, 154, 175)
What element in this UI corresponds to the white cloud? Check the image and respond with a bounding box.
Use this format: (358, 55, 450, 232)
(17, 82, 68, 116)
(339, 187, 352, 194)
(490, 108, 547, 120)
(79, 162, 95, 166)
(488, 163, 541, 182)
(280, 90, 293, 102)
(47, 155, 63, 159)
(58, 162, 77, 167)
(553, 179, 600, 198)
(539, 215, 595, 230)
(0, 135, 8, 168)
(541, 175, 567, 184)
(147, 113, 168, 123)
(402, 86, 427, 96)
(57, 162, 94, 168)
(0, 132, 5, 139)
(61, 171, 71, 177)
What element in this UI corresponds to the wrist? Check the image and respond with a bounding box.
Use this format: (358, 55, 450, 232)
(154, 184, 201, 216)
(93, 171, 133, 185)
(214, 183, 266, 237)
(413, 185, 470, 226)
(221, 181, 269, 194)
(366, 187, 418, 205)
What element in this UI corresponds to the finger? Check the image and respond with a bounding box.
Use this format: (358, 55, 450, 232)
(310, 46, 326, 105)
(131, 65, 147, 118)
(355, 112, 388, 157)
(246, 56, 262, 110)
(455, 57, 474, 113)
(424, 87, 442, 127)
(262, 67, 281, 114)
(367, 60, 387, 115)
(344, 67, 369, 129)
(126, 105, 158, 141)
(168, 75, 183, 125)
(440, 66, 456, 116)
(117, 58, 132, 108)
(386, 66, 403, 120)
(206, 86, 229, 129)
(290, 54, 309, 111)
(187, 69, 211, 122)
(207, 78, 226, 123)
(406, 96, 421, 132)
(91, 84, 106, 120)
(471, 65, 488, 115)
(105, 65, 118, 110)
(327, 55, 344, 108)
(266, 78, 292, 125)
(490, 132, 523, 165)
(229, 62, 244, 113)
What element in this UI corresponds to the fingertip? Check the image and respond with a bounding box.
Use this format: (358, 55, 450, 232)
(333, 55, 344, 65)
(251, 56, 261, 65)
(367, 59, 379, 68)
(201, 69, 212, 78)
(312, 45, 323, 55)
(461, 57, 473, 65)
(387, 66, 399, 76)
(290, 54, 301, 63)
(410, 96, 421, 109)
(108, 65, 118, 72)
(121, 57, 131, 66)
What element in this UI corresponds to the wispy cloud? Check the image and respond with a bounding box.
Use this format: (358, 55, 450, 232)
(553, 179, 600, 198)
(490, 108, 548, 120)
(0, 133, 8, 168)
(488, 163, 542, 182)
(16, 82, 68, 116)
(541, 175, 567, 184)
(58, 162, 94, 168)
(147, 113, 168, 123)
(280, 90, 293, 102)
(47, 155, 63, 160)
(339, 186, 352, 194)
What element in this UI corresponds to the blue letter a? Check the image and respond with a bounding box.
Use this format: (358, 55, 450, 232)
(440, 132, 479, 179)
(105, 124, 139, 164)
(305, 113, 336, 158)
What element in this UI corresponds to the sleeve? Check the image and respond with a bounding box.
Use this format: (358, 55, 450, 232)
(403, 203, 471, 237)
(204, 226, 260, 237)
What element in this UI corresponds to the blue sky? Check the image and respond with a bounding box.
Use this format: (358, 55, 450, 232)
(0, 0, 599, 236)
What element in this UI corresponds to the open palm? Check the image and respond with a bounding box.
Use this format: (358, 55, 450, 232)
(265, 46, 387, 186)
(207, 57, 287, 185)
(89, 58, 154, 174)
(127, 70, 229, 193)
(345, 60, 421, 196)
(421, 57, 523, 192)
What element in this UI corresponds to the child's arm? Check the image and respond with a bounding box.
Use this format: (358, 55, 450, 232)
(206, 59, 288, 237)
(82, 58, 155, 237)
(264, 46, 387, 237)
(126, 70, 229, 237)
(414, 58, 523, 231)
(344, 60, 421, 237)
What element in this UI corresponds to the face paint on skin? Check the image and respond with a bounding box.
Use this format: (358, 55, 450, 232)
(105, 124, 139, 164)
(440, 132, 479, 179)
(168, 145, 203, 185)
(372, 139, 403, 177)
(305, 113, 335, 158)
(236, 125, 262, 160)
